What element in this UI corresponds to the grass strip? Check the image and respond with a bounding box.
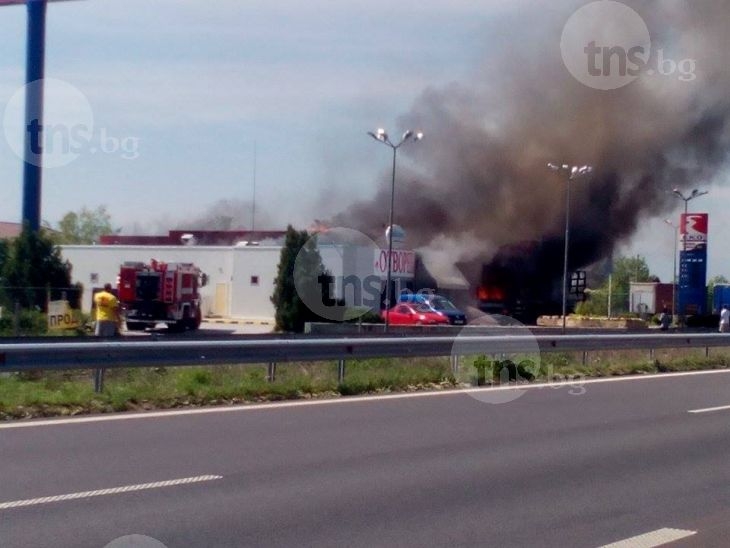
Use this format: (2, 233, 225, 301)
(1, 348, 729, 420)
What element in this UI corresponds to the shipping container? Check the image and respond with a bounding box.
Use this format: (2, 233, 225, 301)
(712, 284, 730, 313)
(629, 282, 675, 315)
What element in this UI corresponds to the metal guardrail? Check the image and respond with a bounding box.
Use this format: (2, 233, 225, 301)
(1, 333, 729, 372)
(305, 322, 650, 336)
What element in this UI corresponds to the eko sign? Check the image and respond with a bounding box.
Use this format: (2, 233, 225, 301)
(681, 213, 708, 251)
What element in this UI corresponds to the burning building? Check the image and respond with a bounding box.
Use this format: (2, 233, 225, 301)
(334, 1, 730, 318)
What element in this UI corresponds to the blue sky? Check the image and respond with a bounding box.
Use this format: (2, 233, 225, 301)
(0, 0, 491, 229)
(0, 0, 728, 281)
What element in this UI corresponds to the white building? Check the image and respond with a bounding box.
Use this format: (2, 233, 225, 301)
(61, 244, 282, 320)
(61, 238, 418, 320)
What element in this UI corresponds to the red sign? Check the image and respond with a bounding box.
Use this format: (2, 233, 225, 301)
(680, 213, 708, 251)
(374, 249, 415, 279)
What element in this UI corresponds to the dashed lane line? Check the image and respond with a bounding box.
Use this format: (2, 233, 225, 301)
(0, 475, 222, 510)
(688, 404, 730, 414)
(598, 527, 696, 548)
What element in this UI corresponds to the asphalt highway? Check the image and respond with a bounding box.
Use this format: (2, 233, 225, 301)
(3, 370, 730, 547)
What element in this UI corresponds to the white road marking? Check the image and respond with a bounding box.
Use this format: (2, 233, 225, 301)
(0, 475, 222, 510)
(1, 368, 729, 430)
(688, 403, 730, 414)
(598, 527, 696, 548)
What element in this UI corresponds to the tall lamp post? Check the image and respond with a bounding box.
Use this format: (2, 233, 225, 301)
(368, 128, 423, 331)
(664, 219, 678, 317)
(672, 188, 708, 254)
(548, 163, 593, 332)
(672, 188, 708, 216)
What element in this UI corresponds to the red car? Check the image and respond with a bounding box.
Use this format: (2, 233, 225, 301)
(381, 303, 450, 325)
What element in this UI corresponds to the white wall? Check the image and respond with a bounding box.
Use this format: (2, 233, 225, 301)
(60, 245, 281, 319)
(230, 247, 282, 319)
(317, 245, 415, 306)
(629, 283, 657, 314)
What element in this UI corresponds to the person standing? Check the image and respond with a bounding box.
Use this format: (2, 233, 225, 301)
(720, 305, 730, 333)
(659, 307, 671, 331)
(94, 283, 119, 337)
(93, 283, 119, 393)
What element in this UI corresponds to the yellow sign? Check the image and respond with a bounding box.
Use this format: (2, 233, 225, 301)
(48, 300, 80, 330)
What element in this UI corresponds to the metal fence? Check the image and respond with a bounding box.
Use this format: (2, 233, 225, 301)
(1, 333, 729, 373)
(0, 286, 82, 311)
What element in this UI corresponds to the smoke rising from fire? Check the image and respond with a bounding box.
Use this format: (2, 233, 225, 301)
(335, 1, 730, 283)
(179, 199, 272, 231)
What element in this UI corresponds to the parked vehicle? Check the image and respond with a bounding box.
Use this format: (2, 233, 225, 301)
(118, 259, 207, 331)
(381, 303, 450, 326)
(398, 292, 467, 325)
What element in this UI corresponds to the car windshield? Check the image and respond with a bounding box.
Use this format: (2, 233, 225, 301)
(414, 304, 433, 313)
(432, 297, 458, 311)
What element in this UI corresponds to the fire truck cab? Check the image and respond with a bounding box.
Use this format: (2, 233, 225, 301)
(118, 260, 206, 331)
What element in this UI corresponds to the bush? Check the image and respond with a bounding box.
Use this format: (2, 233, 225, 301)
(0, 309, 48, 335)
(350, 310, 384, 324)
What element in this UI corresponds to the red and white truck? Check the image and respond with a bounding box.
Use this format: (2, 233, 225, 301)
(117, 260, 207, 331)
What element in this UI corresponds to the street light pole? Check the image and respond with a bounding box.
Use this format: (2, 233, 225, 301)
(368, 128, 423, 331)
(386, 144, 397, 321)
(562, 174, 571, 332)
(548, 163, 593, 333)
(672, 188, 708, 217)
(664, 219, 678, 317)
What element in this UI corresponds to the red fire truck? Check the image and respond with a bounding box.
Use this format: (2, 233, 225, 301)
(118, 260, 207, 331)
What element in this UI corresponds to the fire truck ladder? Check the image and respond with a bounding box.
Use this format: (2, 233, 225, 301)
(163, 271, 175, 303)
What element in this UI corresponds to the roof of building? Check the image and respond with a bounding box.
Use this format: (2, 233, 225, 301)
(99, 229, 287, 246)
(0, 222, 23, 239)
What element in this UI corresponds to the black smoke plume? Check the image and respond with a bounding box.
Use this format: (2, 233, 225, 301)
(335, 0, 730, 286)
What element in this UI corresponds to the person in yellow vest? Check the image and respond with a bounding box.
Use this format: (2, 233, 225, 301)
(94, 283, 120, 337)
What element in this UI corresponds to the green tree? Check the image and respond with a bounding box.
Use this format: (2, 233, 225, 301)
(271, 226, 328, 332)
(56, 206, 114, 244)
(1, 226, 78, 310)
(576, 255, 655, 317)
(0, 239, 8, 270)
(610, 255, 653, 295)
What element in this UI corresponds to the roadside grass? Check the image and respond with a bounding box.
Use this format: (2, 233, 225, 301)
(2, 349, 730, 420)
(542, 348, 730, 378)
(338, 357, 452, 395)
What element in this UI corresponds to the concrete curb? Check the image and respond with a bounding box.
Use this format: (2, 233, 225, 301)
(203, 317, 274, 327)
